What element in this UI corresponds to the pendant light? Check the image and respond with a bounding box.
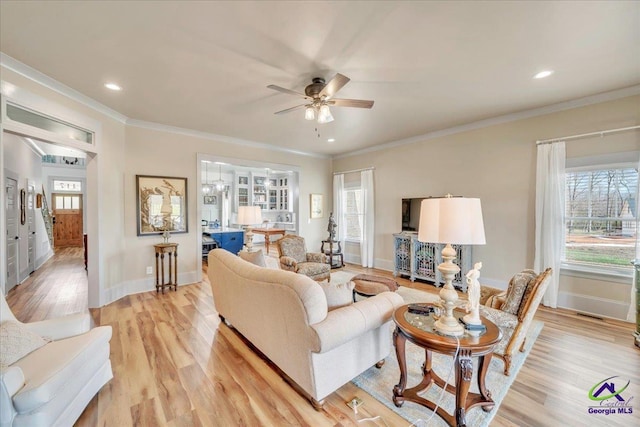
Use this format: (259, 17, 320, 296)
(213, 163, 225, 191)
(202, 161, 211, 194)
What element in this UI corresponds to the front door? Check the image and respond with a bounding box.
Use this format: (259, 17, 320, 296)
(5, 176, 19, 292)
(53, 193, 83, 247)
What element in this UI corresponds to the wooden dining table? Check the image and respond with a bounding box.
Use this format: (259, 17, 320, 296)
(251, 228, 287, 255)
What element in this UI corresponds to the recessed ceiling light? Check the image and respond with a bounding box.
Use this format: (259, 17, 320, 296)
(327, 138, 335, 142)
(533, 70, 554, 79)
(104, 82, 122, 91)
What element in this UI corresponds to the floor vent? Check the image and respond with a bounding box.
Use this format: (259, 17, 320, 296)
(576, 312, 604, 321)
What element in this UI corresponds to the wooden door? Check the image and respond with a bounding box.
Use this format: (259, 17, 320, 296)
(5, 177, 19, 292)
(53, 193, 83, 247)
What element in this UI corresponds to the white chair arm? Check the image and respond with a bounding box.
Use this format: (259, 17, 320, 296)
(311, 291, 404, 353)
(24, 312, 91, 340)
(0, 366, 23, 427)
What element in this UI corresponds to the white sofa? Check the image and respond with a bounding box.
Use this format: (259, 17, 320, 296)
(0, 294, 113, 427)
(208, 248, 404, 408)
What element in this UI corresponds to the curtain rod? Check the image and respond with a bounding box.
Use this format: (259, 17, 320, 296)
(333, 166, 375, 175)
(536, 125, 640, 145)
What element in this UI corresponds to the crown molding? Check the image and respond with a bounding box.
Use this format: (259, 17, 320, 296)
(334, 85, 640, 160)
(1, 52, 327, 159)
(126, 119, 329, 159)
(1, 52, 128, 124)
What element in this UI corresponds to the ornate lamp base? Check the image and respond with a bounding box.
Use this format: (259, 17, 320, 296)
(434, 244, 465, 337)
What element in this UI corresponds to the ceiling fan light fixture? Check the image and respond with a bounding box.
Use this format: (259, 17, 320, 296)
(304, 106, 315, 120)
(317, 104, 333, 124)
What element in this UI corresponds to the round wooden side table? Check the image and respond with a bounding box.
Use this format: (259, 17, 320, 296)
(154, 243, 178, 293)
(392, 304, 501, 427)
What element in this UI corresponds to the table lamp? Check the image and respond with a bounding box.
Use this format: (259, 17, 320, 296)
(418, 195, 486, 336)
(237, 206, 263, 252)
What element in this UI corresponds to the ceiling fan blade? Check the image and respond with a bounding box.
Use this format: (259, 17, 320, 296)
(319, 73, 350, 98)
(274, 104, 307, 115)
(328, 98, 374, 109)
(267, 84, 308, 98)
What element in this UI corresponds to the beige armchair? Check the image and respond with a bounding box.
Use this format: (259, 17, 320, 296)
(276, 234, 331, 282)
(479, 268, 552, 375)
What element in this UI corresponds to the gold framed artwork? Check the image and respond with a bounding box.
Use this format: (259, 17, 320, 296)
(310, 193, 323, 219)
(136, 175, 188, 236)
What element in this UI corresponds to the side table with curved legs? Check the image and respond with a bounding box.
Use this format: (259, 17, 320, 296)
(392, 304, 501, 427)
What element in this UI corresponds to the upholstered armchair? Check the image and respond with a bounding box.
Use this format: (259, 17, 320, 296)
(478, 268, 552, 376)
(0, 293, 113, 427)
(276, 234, 331, 281)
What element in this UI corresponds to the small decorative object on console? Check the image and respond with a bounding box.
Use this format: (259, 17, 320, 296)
(463, 261, 483, 326)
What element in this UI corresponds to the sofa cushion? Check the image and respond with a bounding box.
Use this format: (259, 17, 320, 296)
(320, 281, 354, 311)
(12, 326, 112, 414)
(502, 270, 537, 314)
(239, 249, 267, 267)
(0, 321, 50, 369)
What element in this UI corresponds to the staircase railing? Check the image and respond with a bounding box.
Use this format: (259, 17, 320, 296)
(40, 186, 54, 248)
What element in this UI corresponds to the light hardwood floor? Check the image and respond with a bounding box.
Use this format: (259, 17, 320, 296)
(6, 247, 639, 426)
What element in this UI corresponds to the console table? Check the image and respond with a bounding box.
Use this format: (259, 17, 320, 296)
(154, 243, 178, 293)
(392, 304, 501, 427)
(321, 239, 344, 269)
(393, 232, 471, 291)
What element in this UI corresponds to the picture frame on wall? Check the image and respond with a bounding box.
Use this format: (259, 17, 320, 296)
(203, 195, 217, 205)
(310, 193, 323, 219)
(136, 175, 188, 236)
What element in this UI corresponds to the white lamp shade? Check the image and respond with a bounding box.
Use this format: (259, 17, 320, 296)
(237, 205, 263, 225)
(418, 197, 486, 245)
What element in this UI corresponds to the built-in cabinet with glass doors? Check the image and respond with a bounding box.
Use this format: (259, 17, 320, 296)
(234, 172, 291, 213)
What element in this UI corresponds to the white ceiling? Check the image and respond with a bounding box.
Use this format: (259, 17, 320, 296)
(1, 1, 639, 157)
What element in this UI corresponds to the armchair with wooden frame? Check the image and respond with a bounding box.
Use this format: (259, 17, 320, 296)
(275, 234, 331, 282)
(478, 268, 552, 375)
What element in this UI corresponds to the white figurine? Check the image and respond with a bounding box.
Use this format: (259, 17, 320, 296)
(463, 262, 483, 325)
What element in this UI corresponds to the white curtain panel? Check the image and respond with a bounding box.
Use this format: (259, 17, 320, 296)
(361, 170, 375, 267)
(332, 174, 345, 246)
(534, 141, 566, 308)
(628, 159, 640, 322)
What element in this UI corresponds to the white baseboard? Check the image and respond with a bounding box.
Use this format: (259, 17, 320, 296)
(102, 270, 198, 307)
(374, 258, 394, 272)
(344, 253, 361, 266)
(557, 291, 631, 321)
(480, 277, 508, 290)
(35, 250, 53, 270)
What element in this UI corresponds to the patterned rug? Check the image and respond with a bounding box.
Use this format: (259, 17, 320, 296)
(330, 271, 543, 427)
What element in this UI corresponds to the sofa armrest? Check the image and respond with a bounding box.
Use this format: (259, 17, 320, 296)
(24, 313, 91, 340)
(0, 366, 23, 426)
(306, 252, 325, 263)
(311, 291, 404, 353)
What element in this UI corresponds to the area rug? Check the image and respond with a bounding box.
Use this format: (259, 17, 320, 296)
(330, 271, 543, 426)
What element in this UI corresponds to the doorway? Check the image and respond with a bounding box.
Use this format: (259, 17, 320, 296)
(52, 193, 83, 247)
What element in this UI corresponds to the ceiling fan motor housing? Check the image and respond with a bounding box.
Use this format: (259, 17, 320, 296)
(305, 77, 326, 98)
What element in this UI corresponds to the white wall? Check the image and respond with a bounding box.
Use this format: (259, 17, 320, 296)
(2, 133, 52, 281)
(333, 94, 640, 320)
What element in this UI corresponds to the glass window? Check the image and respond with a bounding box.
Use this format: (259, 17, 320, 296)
(343, 188, 363, 241)
(53, 180, 82, 192)
(564, 166, 638, 272)
(7, 103, 93, 144)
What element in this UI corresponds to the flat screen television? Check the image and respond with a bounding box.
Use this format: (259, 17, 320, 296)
(401, 198, 428, 231)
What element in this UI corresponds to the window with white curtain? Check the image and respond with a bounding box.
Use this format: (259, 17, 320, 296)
(343, 185, 363, 242)
(564, 163, 638, 274)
